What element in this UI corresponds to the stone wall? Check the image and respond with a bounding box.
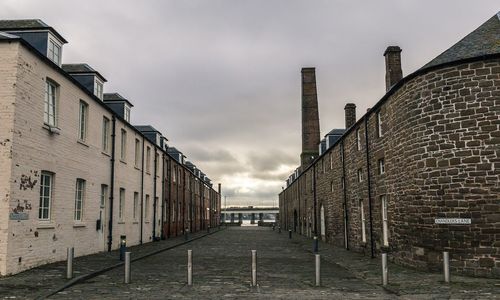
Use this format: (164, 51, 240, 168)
(280, 58, 500, 278)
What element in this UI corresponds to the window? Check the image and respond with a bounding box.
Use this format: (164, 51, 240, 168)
(330, 152, 333, 170)
(135, 139, 141, 168)
(74, 179, 85, 221)
(357, 169, 363, 183)
(39, 171, 53, 220)
(381, 195, 389, 246)
(94, 80, 103, 100)
(377, 111, 383, 138)
(44, 80, 57, 126)
(146, 146, 151, 173)
(78, 101, 88, 141)
(173, 166, 176, 183)
(155, 153, 159, 175)
(378, 158, 385, 175)
(360, 200, 366, 243)
(133, 192, 139, 220)
(120, 129, 127, 161)
(330, 181, 334, 192)
(145, 194, 150, 221)
(356, 128, 362, 151)
(102, 117, 110, 152)
(119, 188, 125, 221)
(47, 39, 61, 65)
(124, 105, 131, 122)
(100, 185, 108, 208)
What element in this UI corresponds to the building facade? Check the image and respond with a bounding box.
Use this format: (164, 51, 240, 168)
(0, 20, 221, 276)
(280, 13, 500, 278)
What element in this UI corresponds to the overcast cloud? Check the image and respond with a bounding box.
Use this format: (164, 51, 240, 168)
(1, 1, 498, 207)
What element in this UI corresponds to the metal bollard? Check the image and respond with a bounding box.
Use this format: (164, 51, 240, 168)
(251, 250, 257, 286)
(315, 254, 321, 286)
(313, 236, 319, 253)
(124, 252, 131, 284)
(289, 230, 292, 239)
(187, 250, 193, 286)
(381, 253, 388, 286)
(443, 251, 450, 283)
(184, 228, 189, 241)
(66, 247, 74, 279)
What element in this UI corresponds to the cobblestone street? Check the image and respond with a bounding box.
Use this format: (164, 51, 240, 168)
(42, 227, 500, 299)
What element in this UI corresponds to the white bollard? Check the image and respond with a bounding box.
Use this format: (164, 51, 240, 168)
(124, 252, 131, 284)
(443, 251, 450, 283)
(66, 247, 74, 279)
(187, 250, 193, 286)
(315, 254, 321, 287)
(381, 253, 388, 286)
(251, 250, 257, 286)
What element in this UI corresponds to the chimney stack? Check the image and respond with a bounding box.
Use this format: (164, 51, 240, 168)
(300, 67, 320, 168)
(384, 46, 403, 91)
(344, 103, 357, 129)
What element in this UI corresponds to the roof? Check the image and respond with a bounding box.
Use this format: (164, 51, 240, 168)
(325, 128, 345, 136)
(134, 125, 160, 133)
(0, 19, 68, 43)
(103, 93, 134, 107)
(62, 63, 107, 82)
(0, 31, 19, 40)
(423, 12, 500, 69)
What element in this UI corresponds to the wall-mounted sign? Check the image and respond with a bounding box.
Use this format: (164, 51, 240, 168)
(10, 212, 29, 220)
(434, 218, 471, 224)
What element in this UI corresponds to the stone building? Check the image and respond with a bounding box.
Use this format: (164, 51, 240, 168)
(279, 13, 500, 278)
(0, 20, 221, 276)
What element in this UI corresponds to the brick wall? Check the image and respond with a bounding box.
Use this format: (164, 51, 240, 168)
(280, 58, 500, 278)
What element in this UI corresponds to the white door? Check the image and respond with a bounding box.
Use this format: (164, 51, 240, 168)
(100, 185, 108, 251)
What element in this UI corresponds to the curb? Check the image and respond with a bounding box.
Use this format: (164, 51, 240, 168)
(37, 227, 225, 299)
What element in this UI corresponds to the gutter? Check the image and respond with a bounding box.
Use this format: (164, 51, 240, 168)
(364, 115, 375, 258)
(341, 141, 349, 250)
(152, 149, 157, 240)
(107, 116, 116, 252)
(140, 136, 145, 244)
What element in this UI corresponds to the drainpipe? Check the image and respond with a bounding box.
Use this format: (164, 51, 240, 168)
(140, 136, 145, 244)
(341, 141, 349, 250)
(167, 158, 171, 238)
(364, 115, 375, 258)
(313, 164, 318, 238)
(107, 116, 116, 252)
(160, 153, 165, 240)
(298, 176, 301, 233)
(190, 176, 193, 231)
(182, 169, 186, 234)
(152, 149, 157, 240)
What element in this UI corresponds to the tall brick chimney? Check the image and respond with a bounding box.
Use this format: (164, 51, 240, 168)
(384, 46, 403, 91)
(344, 103, 356, 129)
(300, 67, 320, 168)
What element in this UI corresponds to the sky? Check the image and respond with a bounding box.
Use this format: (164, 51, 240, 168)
(1, 1, 498, 207)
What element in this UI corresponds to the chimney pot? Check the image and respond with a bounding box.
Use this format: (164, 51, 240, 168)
(344, 103, 357, 129)
(384, 46, 403, 91)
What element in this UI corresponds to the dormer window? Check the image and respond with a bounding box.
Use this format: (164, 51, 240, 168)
(124, 105, 131, 122)
(94, 79, 103, 100)
(48, 39, 61, 65)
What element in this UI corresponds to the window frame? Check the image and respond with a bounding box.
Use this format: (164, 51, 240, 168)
(133, 192, 139, 220)
(360, 200, 366, 243)
(120, 129, 127, 161)
(100, 184, 108, 209)
(135, 138, 141, 168)
(74, 178, 85, 221)
(377, 111, 383, 138)
(124, 105, 131, 122)
(94, 79, 104, 100)
(39, 171, 54, 221)
(356, 128, 362, 151)
(145, 194, 150, 221)
(146, 146, 151, 173)
(78, 100, 89, 142)
(47, 38, 61, 65)
(44, 80, 58, 127)
(119, 188, 125, 221)
(102, 116, 110, 153)
(378, 158, 385, 175)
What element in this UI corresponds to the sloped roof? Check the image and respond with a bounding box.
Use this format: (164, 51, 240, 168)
(103, 93, 134, 107)
(134, 125, 160, 133)
(62, 63, 107, 82)
(0, 19, 67, 43)
(423, 12, 500, 69)
(325, 128, 346, 136)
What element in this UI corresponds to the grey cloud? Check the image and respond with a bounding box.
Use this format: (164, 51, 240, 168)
(2, 0, 498, 207)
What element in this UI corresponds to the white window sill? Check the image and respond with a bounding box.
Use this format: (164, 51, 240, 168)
(117, 221, 125, 224)
(101, 151, 111, 157)
(73, 223, 86, 228)
(37, 222, 55, 229)
(134, 166, 141, 171)
(145, 221, 150, 224)
(42, 124, 60, 135)
(133, 221, 139, 224)
(77, 140, 89, 147)
(120, 159, 127, 164)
